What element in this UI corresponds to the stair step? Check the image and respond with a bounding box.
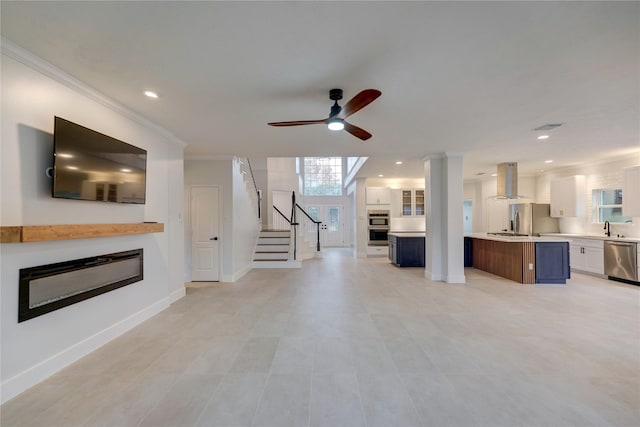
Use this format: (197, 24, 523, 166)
(260, 230, 291, 238)
(255, 244, 289, 251)
(253, 252, 289, 260)
(257, 237, 289, 245)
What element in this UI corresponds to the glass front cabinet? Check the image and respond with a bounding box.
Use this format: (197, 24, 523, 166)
(402, 189, 425, 216)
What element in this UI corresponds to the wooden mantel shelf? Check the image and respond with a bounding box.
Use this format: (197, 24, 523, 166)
(1, 223, 164, 243)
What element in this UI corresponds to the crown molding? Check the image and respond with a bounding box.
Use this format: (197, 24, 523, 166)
(1, 37, 187, 148)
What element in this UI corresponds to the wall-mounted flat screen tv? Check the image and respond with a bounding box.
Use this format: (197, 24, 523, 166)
(52, 117, 147, 204)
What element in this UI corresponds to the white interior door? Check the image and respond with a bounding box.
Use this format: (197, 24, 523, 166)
(307, 205, 344, 247)
(191, 186, 220, 281)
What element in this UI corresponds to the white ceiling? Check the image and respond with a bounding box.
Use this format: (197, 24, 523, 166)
(2, 1, 639, 179)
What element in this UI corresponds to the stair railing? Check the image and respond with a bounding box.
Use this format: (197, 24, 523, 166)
(295, 202, 321, 252)
(239, 157, 262, 221)
(245, 158, 262, 220)
(272, 191, 323, 260)
(273, 204, 296, 260)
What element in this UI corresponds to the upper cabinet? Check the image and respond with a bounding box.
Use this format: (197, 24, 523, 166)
(366, 187, 391, 205)
(623, 166, 640, 217)
(401, 189, 425, 216)
(550, 175, 586, 217)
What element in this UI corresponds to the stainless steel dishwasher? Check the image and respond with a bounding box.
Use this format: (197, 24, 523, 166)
(604, 240, 638, 282)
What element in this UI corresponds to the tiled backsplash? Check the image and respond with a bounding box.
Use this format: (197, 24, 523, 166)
(390, 216, 425, 232)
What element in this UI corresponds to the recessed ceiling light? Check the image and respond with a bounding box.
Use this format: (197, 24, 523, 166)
(544, 160, 553, 164)
(395, 161, 403, 165)
(378, 174, 384, 177)
(66, 166, 78, 170)
(537, 135, 549, 140)
(144, 90, 158, 99)
(120, 168, 131, 173)
(491, 173, 497, 177)
(57, 153, 74, 158)
(539, 169, 545, 172)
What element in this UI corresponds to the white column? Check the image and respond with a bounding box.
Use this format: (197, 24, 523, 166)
(424, 153, 466, 284)
(355, 178, 368, 258)
(424, 155, 444, 281)
(444, 153, 465, 283)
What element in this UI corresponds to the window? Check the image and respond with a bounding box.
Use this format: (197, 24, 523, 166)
(592, 189, 632, 223)
(303, 157, 343, 196)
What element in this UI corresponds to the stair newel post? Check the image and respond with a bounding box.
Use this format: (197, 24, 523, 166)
(316, 222, 320, 252)
(291, 191, 298, 261)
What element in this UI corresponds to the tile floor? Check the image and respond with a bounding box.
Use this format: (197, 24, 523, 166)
(2, 249, 639, 427)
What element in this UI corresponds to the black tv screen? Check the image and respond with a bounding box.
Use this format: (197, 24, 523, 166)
(52, 117, 147, 204)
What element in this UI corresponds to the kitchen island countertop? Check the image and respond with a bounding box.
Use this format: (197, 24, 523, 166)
(539, 233, 640, 243)
(388, 231, 425, 238)
(466, 232, 570, 243)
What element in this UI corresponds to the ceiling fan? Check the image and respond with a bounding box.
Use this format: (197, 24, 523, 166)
(268, 88, 382, 141)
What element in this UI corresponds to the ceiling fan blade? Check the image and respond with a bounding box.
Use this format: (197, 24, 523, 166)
(268, 119, 327, 127)
(343, 122, 373, 141)
(341, 89, 381, 118)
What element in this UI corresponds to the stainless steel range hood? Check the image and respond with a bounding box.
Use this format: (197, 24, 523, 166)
(496, 162, 519, 199)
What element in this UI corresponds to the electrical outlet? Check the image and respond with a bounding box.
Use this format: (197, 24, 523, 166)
(529, 263, 534, 270)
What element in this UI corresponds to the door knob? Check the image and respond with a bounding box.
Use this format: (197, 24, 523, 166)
(210, 237, 218, 241)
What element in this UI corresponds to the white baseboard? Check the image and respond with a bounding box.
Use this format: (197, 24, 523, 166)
(425, 270, 444, 281)
(170, 286, 186, 303)
(232, 264, 252, 282)
(1, 297, 170, 404)
(444, 274, 466, 284)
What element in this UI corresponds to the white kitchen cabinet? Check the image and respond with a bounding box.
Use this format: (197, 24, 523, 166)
(569, 238, 604, 275)
(550, 175, 586, 217)
(389, 189, 403, 217)
(487, 198, 510, 232)
(366, 245, 388, 256)
(623, 166, 640, 217)
(366, 187, 391, 205)
(401, 189, 425, 216)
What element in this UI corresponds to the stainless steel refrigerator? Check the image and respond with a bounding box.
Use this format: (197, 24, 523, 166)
(510, 203, 559, 236)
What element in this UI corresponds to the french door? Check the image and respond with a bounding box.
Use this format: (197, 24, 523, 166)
(305, 205, 344, 247)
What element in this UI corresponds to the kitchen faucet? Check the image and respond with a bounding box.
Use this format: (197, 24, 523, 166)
(604, 220, 611, 237)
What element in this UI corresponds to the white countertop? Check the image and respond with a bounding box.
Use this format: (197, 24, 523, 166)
(466, 233, 571, 243)
(539, 233, 640, 243)
(388, 232, 426, 238)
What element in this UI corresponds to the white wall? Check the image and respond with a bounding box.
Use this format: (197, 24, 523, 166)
(184, 158, 260, 282)
(266, 157, 299, 229)
(465, 175, 537, 233)
(1, 51, 184, 402)
(184, 159, 232, 281)
(167, 145, 186, 301)
(355, 178, 368, 258)
(536, 156, 640, 237)
(248, 157, 268, 224)
(232, 158, 261, 280)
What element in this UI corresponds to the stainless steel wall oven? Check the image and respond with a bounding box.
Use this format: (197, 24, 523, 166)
(368, 210, 390, 246)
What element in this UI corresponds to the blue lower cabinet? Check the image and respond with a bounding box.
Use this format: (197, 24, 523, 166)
(389, 235, 425, 267)
(535, 242, 570, 284)
(464, 237, 473, 267)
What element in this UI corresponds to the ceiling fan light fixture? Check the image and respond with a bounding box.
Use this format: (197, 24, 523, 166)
(327, 119, 344, 131)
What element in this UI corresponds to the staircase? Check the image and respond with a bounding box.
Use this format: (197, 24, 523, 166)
(252, 229, 301, 268)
